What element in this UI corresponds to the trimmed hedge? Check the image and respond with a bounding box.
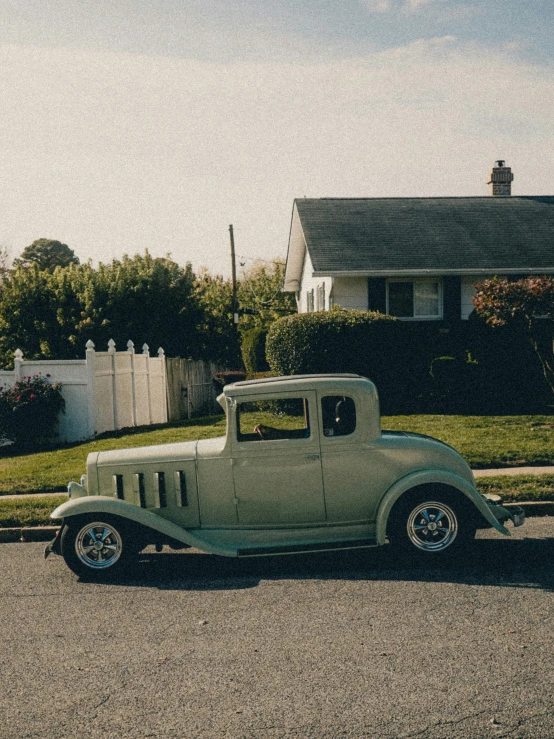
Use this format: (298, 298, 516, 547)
(241, 328, 270, 375)
(266, 310, 395, 374)
(265, 311, 423, 412)
(427, 354, 480, 411)
(265, 310, 552, 414)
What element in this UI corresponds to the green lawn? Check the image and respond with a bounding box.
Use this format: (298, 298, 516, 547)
(1, 413, 554, 497)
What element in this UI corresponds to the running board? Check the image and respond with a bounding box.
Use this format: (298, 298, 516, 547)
(237, 538, 377, 557)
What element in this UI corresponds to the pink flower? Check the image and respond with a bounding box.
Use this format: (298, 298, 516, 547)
(16, 396, 20, 401)
(30, 394, 36, 399)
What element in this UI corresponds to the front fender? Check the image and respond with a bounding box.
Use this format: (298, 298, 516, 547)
(50, 497, 230, 556)
(375, 469, 510, 546)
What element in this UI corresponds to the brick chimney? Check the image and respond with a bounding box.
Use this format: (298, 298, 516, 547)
(487, 160, 514, 197)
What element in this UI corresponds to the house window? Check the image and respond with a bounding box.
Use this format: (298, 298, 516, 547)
(306, 289, 315, 312)
(387, 279, 442, 319)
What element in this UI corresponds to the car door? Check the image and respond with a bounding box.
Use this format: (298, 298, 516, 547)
(318, 393, 374, 523)
(231, 391, 326, 526)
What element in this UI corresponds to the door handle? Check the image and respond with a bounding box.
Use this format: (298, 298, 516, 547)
(305, 454, 320, 460)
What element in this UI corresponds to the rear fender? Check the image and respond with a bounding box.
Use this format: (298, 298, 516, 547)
(375, 469, 510, 546)
(50, 496, 227, 555)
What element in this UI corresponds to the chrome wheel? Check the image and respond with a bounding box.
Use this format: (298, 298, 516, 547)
(75, 521, 123, 570)
(406, 501, 458, 552)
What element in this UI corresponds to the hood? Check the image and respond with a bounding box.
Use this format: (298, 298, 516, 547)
(86, 440, 199, 497)
(92, 439, 199, 469)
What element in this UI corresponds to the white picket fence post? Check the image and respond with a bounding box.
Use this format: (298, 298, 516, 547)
(14, 349, 23, 382)
(85, 340, 96, 439)
(127, 340, 137, 427)
(107, 338, 117, 430)
(158, 347, 168, 423)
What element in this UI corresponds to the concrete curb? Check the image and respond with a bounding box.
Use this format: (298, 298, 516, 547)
(0, 526, 59, 543)
(0, 502, 552, 544)
(504, 501, 554, 516)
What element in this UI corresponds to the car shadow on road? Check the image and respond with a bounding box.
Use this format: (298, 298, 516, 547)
(92, 533, 554, 592)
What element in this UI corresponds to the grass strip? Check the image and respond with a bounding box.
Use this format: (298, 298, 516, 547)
(476, 474, 554, 503)
(0, 495, 67, 528)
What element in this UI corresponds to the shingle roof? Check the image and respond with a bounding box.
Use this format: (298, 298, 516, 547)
(295, 196, 554, 274)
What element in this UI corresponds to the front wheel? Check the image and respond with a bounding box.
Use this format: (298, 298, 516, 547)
(60, 515, 134, 579)
(388, 494, 476, 558)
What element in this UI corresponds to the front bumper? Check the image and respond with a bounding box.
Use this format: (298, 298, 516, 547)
(508, 506, 525, 527)
(485, 498, 525, 529)
(44, 522, 65, 559)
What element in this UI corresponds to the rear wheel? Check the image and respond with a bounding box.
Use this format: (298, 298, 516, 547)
(60, 515, 134, 579)
(388, 491, 476, 558)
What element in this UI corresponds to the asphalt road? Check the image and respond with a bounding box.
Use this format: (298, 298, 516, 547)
(1, 520, 554, 739)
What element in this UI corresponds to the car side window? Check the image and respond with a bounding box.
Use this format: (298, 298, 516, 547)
(236, 397, 310, 442)
(321, 395, 356, 437)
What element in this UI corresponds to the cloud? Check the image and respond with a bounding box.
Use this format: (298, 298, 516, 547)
(361, 0, 447, 13)
(405, 0, 445, 10)
(359, 0, 392, 13)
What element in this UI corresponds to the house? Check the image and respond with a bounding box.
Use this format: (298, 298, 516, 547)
(284, 162, 554, 325)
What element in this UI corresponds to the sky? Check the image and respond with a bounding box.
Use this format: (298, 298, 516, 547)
(1, 1, 553, 277)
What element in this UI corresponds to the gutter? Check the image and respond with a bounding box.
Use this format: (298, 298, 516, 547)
(315, 268, 554, 278)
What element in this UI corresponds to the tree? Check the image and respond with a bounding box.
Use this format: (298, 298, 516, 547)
(472, 276, 554, 394)
(14, 238, 80, 271)
(194, 269, 241, 366)
(0, 253, 203, 366)
(237, 261, 296, 332)
(0, 245, 10, 278)
(193, 260, 296, 367)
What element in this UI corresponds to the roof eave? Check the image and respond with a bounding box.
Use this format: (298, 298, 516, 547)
(317, 268, 554, 278)
(284, 202, 308, 291)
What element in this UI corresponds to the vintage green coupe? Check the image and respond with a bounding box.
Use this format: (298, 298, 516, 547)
(46, 374, 524, 577)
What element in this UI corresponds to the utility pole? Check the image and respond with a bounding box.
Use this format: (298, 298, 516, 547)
(229, 224, 239, 326)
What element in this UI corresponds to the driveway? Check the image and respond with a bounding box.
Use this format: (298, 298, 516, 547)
(1, 519, 554, 739)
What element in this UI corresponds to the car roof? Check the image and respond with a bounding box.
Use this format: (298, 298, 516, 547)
(224, 373, 373, 396)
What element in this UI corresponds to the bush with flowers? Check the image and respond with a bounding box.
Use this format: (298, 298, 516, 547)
(0, 374, 65, 448)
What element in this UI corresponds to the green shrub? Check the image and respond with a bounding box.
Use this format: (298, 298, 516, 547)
(266, 310, 396, 374)
(0, 375, 65, 448)
(266, 311, 429, 412)
(241, 328, 269, 375)
(456, 316, 551, 412)
(427, 354, 480, 411)
(264, 309, 552, 415)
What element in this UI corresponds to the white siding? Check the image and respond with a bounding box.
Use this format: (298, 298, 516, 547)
(298, 251, 333, 313)
(333, 277, 368, 311)
(461, 275, 494, 319)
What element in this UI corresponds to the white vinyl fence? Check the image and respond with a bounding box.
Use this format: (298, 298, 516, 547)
(0, 340, 168, 442)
